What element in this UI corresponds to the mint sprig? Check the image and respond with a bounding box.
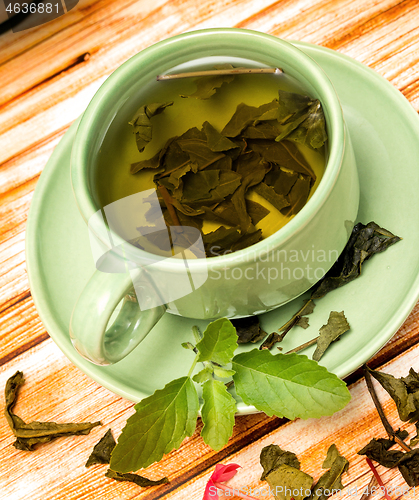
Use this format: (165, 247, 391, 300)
(110, 318, 351, 473)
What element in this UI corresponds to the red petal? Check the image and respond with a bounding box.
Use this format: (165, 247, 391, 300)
(203, 479, 219, 500)
(211, 463, 241, 482)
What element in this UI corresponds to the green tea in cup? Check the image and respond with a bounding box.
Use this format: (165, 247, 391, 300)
(95, 58, 327, 260)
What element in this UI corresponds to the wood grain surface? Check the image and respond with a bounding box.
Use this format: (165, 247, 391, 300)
(1, 0, 419, 498)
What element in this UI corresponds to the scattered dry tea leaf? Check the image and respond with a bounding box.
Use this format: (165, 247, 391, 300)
(4, 371, 101, 451)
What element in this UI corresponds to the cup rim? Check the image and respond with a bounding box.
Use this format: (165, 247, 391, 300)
(71, 28, 345, 271)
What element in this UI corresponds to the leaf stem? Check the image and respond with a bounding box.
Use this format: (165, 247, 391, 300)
(213, 482, 259, 500)
(156, 67, 282, 81)
(187, 354, 199, 379)
(285, 336, 319, 354)
(192, 326, 203, 343)
(363, 365, 412, 452)
(158, 185, 182, 227)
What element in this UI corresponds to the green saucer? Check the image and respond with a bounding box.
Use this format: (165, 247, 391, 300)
(26, 42, 419, 413)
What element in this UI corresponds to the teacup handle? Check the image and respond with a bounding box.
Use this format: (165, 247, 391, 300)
(70, 268, 167, 365)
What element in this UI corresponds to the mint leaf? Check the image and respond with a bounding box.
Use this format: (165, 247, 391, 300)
(110, 377, 199, 472)
(192, 366, 214, 383)
(232, 350, 350, 419)
(213, 367, 235, 379)
(196, 318, 238, 365)
(201, 379, 236, 451)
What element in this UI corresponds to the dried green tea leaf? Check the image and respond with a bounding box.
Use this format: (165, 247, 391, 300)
(265, 169, 299, 197)
(266, 464, 313, 500)
(253, 182, 290, 212)
(200, 379, 236, 451)
(85, 429, 116, 467)
(177, 138, 225, 170)
(203, 226, 242, 257)
(276, 89, 315, 123)
(181, 170, 220, 202)
(232, 350, 351, 419)
(105, 469, 169, 487)
(4, 371, 101, 451)
(202, 121, 239, 152)
(109, 377, 199, 472)
(312, 311, 350, 362)
(312, 222, 401, 299)
(281, 176, 311, 217)
(180, 65, 235, 99)
(129, 102, 173, 153)
(231, 152, 269, 232)
(278, 299, 316, 333)
(232, 316, 266, 344)
(202, 200, 241, 227)
(130, 137, 175, 174)
(369, 367, 419, 422)
(231, 229, 263, 252)
(260, 444, 301, 480)
(309, 444, 349, 500)
(192, 366, 214, 384)
(248, 139, 316, 180)
(358, 438, 419, 487)
(196, 318, 238, 366)
(222, 100, 280, 137)
(184, 170, 242, 206)
(286, 101, 328, 150)
(410, 422, 419, 447)
(260, 332, 283, 350)
(358, 438, 403, 468)
(246, 199, 270, 225)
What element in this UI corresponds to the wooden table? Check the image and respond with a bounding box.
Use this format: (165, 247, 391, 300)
(1, 1, 419, 498)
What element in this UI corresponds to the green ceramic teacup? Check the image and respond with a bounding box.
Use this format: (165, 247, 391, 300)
(69, 28, 359, 366)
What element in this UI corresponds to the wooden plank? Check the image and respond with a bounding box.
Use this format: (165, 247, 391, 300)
(162, 341, 419, 500)
(0, 339, 278, 500)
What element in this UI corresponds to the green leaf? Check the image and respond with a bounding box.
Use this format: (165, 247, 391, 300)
(105, 469, 169, 487)
(85, 429, 116, 467)
(312, 222, 401, 299)
(312, 311, 350, 362)
(232, 350, 351, 419)
(265, 464, 313, 500)
(4, 371, 101, 451)
(246, 199, 270, 225)
(109, 377, 199, 472)
(192, 366, 214, 383)
(196, 318, 238, 365)
(200, 379, 236, 451)
(129, 102, 173, 153)
(213, 367, 236, 378)
(260, 444, 301, 481)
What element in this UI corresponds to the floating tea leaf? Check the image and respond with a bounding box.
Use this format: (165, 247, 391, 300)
(266, 464, 313, 500)
(129, 102, 173, 153)
(254, 182, 290, 212)
(180, 64, 235, 99)
(130, 85, 328, 257)
(4, 371, 100, 451)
